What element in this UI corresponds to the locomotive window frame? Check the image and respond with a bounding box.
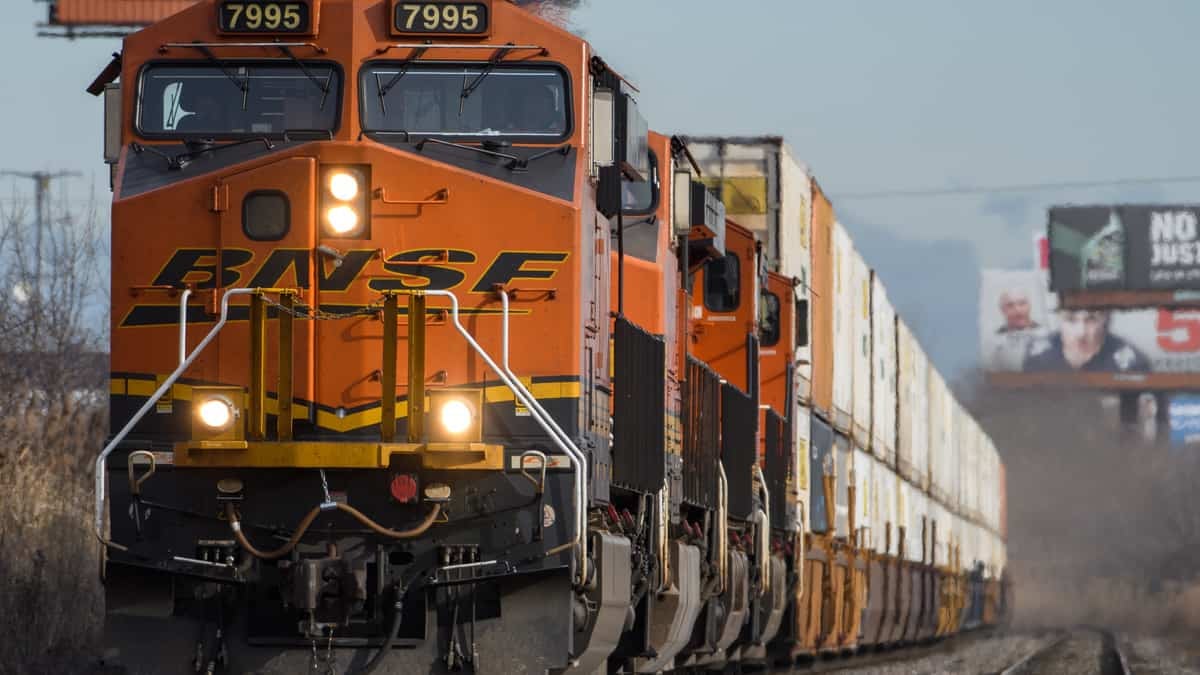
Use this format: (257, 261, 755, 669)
(242, 190, 291, 241)
(134, 59, 345, 141)
(358, 61, 574, 144)
(760, 290, 782, 347)
(621, 149, 660, 217)
(703, 252, 741, 313)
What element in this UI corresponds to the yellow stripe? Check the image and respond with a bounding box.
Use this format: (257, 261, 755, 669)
(172, 440, 505, 470)
(112, 377, 581, 433)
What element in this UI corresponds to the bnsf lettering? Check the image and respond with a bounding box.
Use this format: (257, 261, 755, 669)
(153, 248, 253, 289)
(141, 246, 568, 301)
(369, 249, 477, 292)
(471, 252, 570, 293)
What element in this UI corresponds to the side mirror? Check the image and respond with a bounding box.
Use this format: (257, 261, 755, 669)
(104, 83, 121, 165)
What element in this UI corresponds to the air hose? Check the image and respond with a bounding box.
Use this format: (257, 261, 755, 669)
(225, 502, 442, 560)
(349, 599, 405, 675)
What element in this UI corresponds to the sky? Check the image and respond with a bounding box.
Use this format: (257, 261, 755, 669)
(6, 0, 1200, 374)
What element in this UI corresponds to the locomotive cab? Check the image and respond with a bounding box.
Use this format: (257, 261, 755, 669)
(94, 1, 657, 672)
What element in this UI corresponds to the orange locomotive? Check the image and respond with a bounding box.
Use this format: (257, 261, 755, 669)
(89, 1, 1005, 673)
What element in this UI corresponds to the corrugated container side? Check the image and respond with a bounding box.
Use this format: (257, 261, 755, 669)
(51, 0, 196, 25)
(832, 222, 854, 432)
(881, 463, 899, 557)
(779, 145, 814, 403)
(795, 404, 812, 534)
(905, 482, 923, 563)
(851, 252, 873, 446)
(854, 448, 873, 550)
(896, 478, 910, 560)
(835, 433, 851, 538)
(911, 344, 930, 491)
(897, 322, 915, 478)
(938, 384, 959, 510)
(870, 274, 897, 464)
(810, 183, 835, 420)
(686, 140, 775, 243)
(926, 369, 945, 502)
(929, 501, 944, 566)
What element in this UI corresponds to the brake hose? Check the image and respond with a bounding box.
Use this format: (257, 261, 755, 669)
(225, 502, 442, 560)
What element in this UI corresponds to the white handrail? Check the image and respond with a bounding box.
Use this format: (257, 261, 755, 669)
(178, 288, 192, 365)
(97, 287, 590, 588)
(427, 289, 588, 585)
(95, 287, 257, 550)
(496, 291, 588, 582)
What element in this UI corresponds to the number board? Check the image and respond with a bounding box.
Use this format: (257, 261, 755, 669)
(218, 1, 313, 34)
(392, 1, 491, 37)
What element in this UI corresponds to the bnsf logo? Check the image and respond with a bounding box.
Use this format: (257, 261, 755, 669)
(121, 248, 569, 327)
(150, 247, 568, 292)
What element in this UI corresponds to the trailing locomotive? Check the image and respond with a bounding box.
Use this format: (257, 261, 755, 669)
(90, 1, 1008, 673)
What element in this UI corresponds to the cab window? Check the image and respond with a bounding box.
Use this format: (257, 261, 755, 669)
(361, 64, 569, 141)
(704, 253, 740, 313)
(760, 291, 781, 346)
(618, 151, 660, 262)
(138, 62, 341, 138)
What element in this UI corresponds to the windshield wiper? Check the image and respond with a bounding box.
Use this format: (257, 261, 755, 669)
(416, 137, 524, 171)
(376, 47, 428, 115)
(194, 44, 249, 110)
(133, 137, 273, 171)
(458, 44, 516, 115)
(276, 44, 331, 111)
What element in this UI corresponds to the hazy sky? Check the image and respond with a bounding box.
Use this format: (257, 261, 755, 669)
(6, 0, 1200, 371)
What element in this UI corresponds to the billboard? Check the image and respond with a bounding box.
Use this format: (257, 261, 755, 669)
(1169, 394, 1200, 448)
(982, 268, 1200, 388)
(1049, 205, 1200, 302)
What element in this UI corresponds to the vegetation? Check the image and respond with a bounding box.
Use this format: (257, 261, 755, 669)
(0, 192, 107, 674)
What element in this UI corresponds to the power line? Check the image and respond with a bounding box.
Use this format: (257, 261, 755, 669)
(835, 175, 1200, 201)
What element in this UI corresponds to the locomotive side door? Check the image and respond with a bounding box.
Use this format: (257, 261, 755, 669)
(215, 156, 318, 428)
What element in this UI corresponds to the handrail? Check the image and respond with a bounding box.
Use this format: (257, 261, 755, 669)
(95, 287, 258, 551)
(430, 289, 588, 587)
(177, 288, 192, 365)
(497, 291, 588, 585)
(753, 464, 770, 596)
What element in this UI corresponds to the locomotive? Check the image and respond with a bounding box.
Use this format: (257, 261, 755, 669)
(90, 1, 1008, 673)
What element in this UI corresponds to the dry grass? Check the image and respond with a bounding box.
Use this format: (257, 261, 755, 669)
(965, 381, 1200, 638)
(0, 402, 106, 675)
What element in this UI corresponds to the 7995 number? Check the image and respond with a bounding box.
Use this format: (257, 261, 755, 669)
(394, 2, 489, 35)
(219, 1, 310, 33)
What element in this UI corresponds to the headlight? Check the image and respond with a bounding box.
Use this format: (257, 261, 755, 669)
(328, 172, 360, 201)
(326, 206, 360, 235)
(320, 165, 371, 238)
(197, 396, 236, 430)
(440, 399, 474, 435)
(428, 389, 483, 443)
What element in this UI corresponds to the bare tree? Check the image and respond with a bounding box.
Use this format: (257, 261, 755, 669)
(0, 184, 108, 674)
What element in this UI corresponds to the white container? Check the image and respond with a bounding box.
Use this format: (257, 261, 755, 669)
(794, 403, 813, 534)
(870, 273, 897, 465)
(834, 433, 851, 538)
(899, 480, 923, 563)
(876, 461, 899, 557)
(854, 447, 873, 550)
(832, 222, 854, 433)
(851, 251, 872, 447)
(686, 138, 815, 400)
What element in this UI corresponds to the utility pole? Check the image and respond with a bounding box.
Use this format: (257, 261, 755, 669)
(1, 170, 82, 345)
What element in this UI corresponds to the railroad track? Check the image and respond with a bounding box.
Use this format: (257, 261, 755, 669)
(994, 627, 1131, 675)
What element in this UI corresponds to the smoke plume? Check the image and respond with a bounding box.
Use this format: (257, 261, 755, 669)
(512, 0, 586, 27)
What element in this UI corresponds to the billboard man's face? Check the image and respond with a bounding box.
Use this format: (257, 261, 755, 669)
(1059, 310, 1109, 369)
(999, 291, 1033, 330)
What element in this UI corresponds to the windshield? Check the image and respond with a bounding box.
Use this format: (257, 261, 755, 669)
(138, 62, 341, 138)
(361, 64, 569, 140)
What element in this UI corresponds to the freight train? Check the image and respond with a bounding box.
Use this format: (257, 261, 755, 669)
(90, 1, 1009, 673)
